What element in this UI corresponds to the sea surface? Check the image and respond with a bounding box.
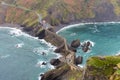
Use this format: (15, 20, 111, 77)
(58, 22, 120, 65)
(0, 22, 120, 80)
(0, 27, 58, 80)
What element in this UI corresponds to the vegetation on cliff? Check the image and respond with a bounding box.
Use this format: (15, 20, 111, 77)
(84, 56, 120, 80)
(1, 0, 120, 28)
(41, 56, 120, 80)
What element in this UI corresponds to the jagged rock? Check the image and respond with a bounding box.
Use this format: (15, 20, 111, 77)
(35, 29, 46, 39)
(47, 27, 55, 32)
(41, 69, 69, 80)
(50, 59, 61, 66)
(40, 73, 44, 77)
(23, 27, 33, 32)
(82, 46, 89, 52)
(75, 56, 83, 65)
(71, 39, 80, 48)
(69, 47, 77, 52)
(42, 62, 47, 65)
(54, 44, 64, 53)
(86, 41, 91, 46)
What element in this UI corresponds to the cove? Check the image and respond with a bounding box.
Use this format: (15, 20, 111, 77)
(58, 22, 120, 65)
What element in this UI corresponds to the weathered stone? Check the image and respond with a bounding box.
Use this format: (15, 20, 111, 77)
(50, 59, 61, 66)
(23, 26, 33, 32)
(82, 46, 89, 52)
(54, 44, 64, 53)
(41, 67, 69, 80)
(47, 27, 55, 32)
(69, 47, 77, 52)
(75, 56, 83, 65)
(35, 29, 46, 39)
(71, 39, 80, 48)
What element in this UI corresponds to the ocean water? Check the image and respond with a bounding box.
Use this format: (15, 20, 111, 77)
(58, 22, 120, 65)
(0, 27, 59, 80)
(0, 22, 120, 80)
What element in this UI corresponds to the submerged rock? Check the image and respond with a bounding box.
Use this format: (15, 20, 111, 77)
(42, 62, 47, 65)
(71, 39, 80, 48)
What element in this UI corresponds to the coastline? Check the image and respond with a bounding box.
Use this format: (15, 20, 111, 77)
(56, 21, 120, 33)
(1, 21, 120, 33)
(1, 22, 120, 80)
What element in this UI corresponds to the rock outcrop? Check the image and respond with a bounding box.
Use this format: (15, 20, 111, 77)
(50, 59, 61, 67)
(42, 56, 120, 80)
(75, 56, 83, 65)
(71, 39, 80, 48)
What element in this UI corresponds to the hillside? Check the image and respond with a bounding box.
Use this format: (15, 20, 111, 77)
(41, 56, 120, 80)
(0, 0, 120, 29)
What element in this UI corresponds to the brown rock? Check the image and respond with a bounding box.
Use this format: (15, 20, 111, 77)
(35, 29, 46, 39)
(54, 44, 64, 53)
(71, 39, 80, 48)
(75, 56, 83, 65)
(47, 27, 55, 32)
(50, 59, 61, 66)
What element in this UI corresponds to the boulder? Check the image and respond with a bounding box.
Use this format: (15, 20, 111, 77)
(50, 59, 61, 66)
(75, 56, 83, 65)
(35, 29, 46, 39)
(82, 46, 89, 52)
(71, 39, 80, 48)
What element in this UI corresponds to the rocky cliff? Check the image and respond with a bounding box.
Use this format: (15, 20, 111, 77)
(41, 56, 120, 80)
(1, 0, 120, 29)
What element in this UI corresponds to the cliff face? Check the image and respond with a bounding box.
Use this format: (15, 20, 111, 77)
(0, 0, 120, 28)
(41, 56, 120, 80)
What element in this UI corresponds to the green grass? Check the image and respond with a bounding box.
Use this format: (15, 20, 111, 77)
(87, 56, 120, 78)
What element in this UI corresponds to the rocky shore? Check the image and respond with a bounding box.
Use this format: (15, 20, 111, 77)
(0, 0, 120, 79)
(0, 20, 120, 80)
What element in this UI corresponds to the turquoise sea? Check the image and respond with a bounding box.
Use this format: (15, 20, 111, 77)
(0, 22, 120, 80)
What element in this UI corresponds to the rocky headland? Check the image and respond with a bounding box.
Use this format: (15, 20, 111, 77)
(0, 0, 120, 80)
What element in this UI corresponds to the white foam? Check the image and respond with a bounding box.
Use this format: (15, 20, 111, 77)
(78, 65, 84, 68)
(0, 54, 10, 59)
(83, 40, 95, 47)
(70, 33, 76, 36)
(10, 29, 23, 36)
(48, 64, 55, 69)
(33, 47, 48, 55)
(55, 54, 62, 58)
(15, 43, 24, 48)
(57, 21, 120, 33)
(40, 39, 56, 50)
(0, 27, 39, 39)
(36, 61, 46, 68)
(38, 76, 41, 80)
(115, 51, 120, 56)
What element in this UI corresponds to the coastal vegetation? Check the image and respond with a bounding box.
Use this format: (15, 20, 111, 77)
(1, 0, 120, 28)
(42, 55, 120, 80)
(0, 0, 120, 80)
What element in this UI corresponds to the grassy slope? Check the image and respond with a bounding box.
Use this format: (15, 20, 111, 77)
(42, 56, 120, 80)
(1, 0, 120, 28)
(85, 56, 120, 80)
